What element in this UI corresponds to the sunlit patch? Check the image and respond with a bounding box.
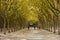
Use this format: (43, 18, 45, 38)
(21, 39, 27, 40)
(6, 39, 11, 40)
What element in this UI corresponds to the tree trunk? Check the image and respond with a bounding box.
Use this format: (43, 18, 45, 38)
(53, 23, 56, 33)
(4, 19, 6, 34)
(50, 25, 52, 32)
(7, 19, 11, 33)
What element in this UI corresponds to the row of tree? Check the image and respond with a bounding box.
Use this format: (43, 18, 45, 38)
(37, 0, 60, 34)
(0, 0, 27, 34)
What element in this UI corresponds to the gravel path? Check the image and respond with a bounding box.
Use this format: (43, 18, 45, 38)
(0, 28, 60, 40)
